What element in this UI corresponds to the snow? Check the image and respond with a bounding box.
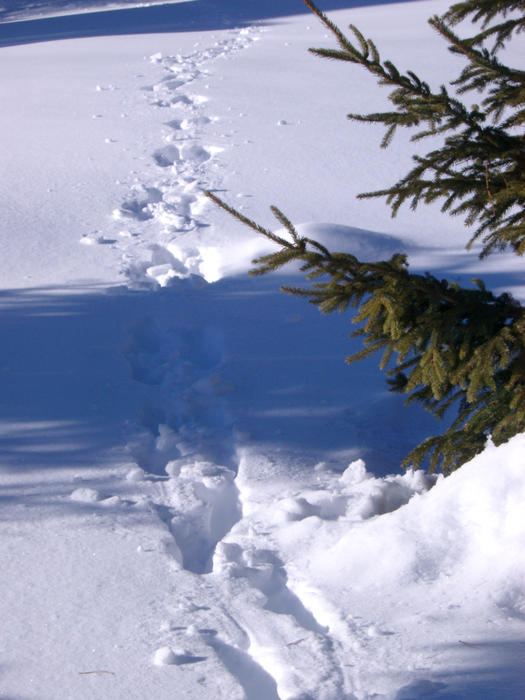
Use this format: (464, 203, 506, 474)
(0, 2, 193, 23)
(1, 1, 524, 699)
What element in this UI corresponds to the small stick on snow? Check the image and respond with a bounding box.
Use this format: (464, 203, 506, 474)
(286, 638, 307, 647)
(79, 670, 116, 676)
(458, 640, 479, 649)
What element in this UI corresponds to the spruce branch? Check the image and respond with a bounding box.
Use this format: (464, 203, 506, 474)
(206, 192, 525, 472)
(205, 190, 294, 249)
(443, 0, 525, 52)
(207, 0, 525, 473)
(300, 0, 525, 257)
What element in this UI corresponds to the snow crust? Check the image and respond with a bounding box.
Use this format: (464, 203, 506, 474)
(1, 1, 524, 699)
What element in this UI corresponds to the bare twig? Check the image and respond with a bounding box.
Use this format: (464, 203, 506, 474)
(286, 638, 307, 647)
(79, 670, 116, 676)
(458, 640, 480, 649)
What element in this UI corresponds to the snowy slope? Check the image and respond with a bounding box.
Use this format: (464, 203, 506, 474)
(1, 1, 524, 699)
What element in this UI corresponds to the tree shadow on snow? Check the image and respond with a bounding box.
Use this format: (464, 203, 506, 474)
(394, 638, 525, 700)
(0, 275, 440, 491)
(1, 232, 519, 502)
(0, 285, 159, 473)
(0, 0, 424, 48)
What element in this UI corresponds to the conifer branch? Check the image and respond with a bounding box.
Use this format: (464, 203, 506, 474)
(443, 0, 525, 52)
(207, 0, 525, 473)
(205, 191, 294, 249)
(206, 191, 525, 472)
(299, 0, 525, 257)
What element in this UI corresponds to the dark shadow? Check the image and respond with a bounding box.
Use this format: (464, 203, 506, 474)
(2, 230, 518, 492)
(0, 285, 160, 473)
(0, 275, 439, 497)
(253, 552, 329, 635)
(0, 226, 520, 517)
(4, 221, 518, 495)
(213, 272, 443, 476)
(205, 634, 281, 700)
(396, 638, 525, 700)
(171, 653, 208, 664)
(0, 0, 424, 48)
(408, 246, 525, 301)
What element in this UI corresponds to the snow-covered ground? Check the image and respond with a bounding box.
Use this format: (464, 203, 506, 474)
(1, 1, 524, 698)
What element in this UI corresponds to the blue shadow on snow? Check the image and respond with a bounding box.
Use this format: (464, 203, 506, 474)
(0, 274, 441, 481)
(0, 0, 425, 47)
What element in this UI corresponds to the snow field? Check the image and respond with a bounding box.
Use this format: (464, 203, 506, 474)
(1, 1, 525, 698)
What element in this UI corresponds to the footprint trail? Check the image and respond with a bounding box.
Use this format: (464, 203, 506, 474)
(103, 27, 262, 287)
(101, 22, 366, 700)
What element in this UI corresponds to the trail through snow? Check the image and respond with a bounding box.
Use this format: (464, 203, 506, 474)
(108, 24, 262, 286)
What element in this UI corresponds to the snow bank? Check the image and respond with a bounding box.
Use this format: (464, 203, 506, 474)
(214, 435, 525, 699)
(312, 435, 525, 601)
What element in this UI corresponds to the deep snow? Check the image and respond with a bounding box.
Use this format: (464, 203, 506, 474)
(1, 1, 524, 699)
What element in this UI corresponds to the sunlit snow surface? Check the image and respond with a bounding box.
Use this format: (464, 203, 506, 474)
(0, 1, 524, 699)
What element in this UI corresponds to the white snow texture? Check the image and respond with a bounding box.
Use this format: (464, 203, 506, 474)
(0, 1, 524, 699)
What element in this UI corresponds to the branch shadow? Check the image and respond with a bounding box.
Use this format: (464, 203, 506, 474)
(408, 245, 525, 302)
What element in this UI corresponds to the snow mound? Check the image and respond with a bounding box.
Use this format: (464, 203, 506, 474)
(295, 222, 405, 261)
(316, 435, 525, 597)
(139, 222, 406, 286)
(210, 436, 525, 698)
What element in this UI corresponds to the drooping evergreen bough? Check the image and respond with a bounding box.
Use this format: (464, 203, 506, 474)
(206, 0, 525, 474)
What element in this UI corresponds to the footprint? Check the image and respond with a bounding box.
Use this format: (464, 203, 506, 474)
(169, 94, 193, 107)
(179, 143, 212, 165)
(215, 544, 327, 634)
(160, 461, 242, 574)
(166, 119, 182, 131)
(153, 144, 180, 167)
(115, 186, 163, 221)
(158, 78, 185, 91)
(152, 646, 207, 666)
(122, 318, 173, 386)
(111, 28, 255, 287)
(180, 116, 212, 130)
(187, 95, 209, 106)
